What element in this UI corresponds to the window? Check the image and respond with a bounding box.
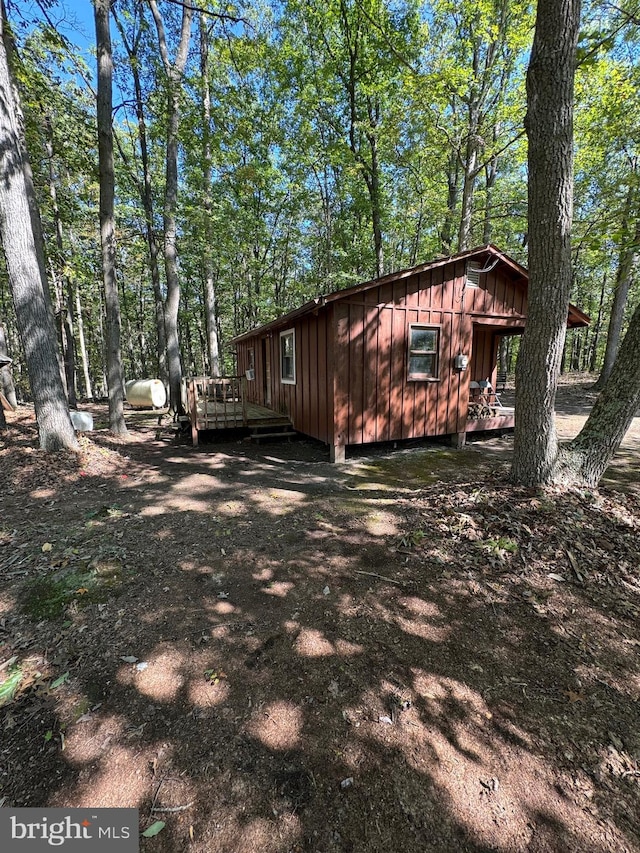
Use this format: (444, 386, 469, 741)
(246, 348, 255, 381)
(408, 325, 439, 380)
(466, 262, 481, 288)
(280, 329, 296, 384)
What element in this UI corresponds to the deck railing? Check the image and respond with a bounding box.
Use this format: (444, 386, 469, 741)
(186, 376, 247, 442)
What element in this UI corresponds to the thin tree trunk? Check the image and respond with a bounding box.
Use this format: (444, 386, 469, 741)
(588, 272, 607, 373)
(483, 124, 500, 245)
(458, 102, 480, 252)
(0, 322, 16, 407)
(593, 195, 639, 389)
(0, 5, 77, 451)
(45, 116, 77, 407)
(440, 150, 459, 255)
(511, 0, 581, 486)
(365, 97, 384, 277)
(199, 14, 220, 376)
(94, 0, 127, 434)
(149, 0, 192, 415)
(74, 281, 93, 399)
(112, 5, 167, 383)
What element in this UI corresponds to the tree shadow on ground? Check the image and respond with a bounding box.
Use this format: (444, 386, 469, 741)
(1, 405, 639, 852)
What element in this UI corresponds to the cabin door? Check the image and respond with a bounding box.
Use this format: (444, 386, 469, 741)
(262, 338, 271, 406)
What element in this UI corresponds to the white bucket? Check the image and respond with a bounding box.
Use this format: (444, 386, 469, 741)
(70, 410, 94, 432)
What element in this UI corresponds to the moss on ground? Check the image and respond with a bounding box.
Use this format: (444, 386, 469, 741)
(22, 557, 128, 620)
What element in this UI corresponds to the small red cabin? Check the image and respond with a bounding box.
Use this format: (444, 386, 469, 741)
(231, 245, 589, 461)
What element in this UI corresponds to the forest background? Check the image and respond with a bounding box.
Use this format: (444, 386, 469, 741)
(0, 0, 638, 418)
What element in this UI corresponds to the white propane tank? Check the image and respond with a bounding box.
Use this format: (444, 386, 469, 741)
(70, 410, 94, 432)
(125, 379, 167, 409)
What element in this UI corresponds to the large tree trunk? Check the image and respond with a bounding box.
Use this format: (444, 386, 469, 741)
(0, 6, 77, 452)
(95, 0, 127, 435)
(554, 300, 640, 486)
(511, 0, 581, 486)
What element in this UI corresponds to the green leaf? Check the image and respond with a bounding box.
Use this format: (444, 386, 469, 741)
(142, 821, 166, 838)
(0, 668, 23, 708)
(50, 672, 70, 690)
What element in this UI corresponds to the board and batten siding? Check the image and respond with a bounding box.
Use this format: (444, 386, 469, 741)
(332, 262, 472, 447)
(237, 309, 334, 445)
(236, 256, 528, 450)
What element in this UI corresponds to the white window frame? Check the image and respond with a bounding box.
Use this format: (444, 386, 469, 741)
(407, 324, 440, 381)
(280, 329, 296, 385)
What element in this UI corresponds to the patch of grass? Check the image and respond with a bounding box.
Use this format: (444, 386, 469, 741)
(84, 505, 127, 527)
(0, 667, 23, 707)
(479, 536, 519, 558)
(0, 527, 14, 546)
(22, 558, 128, 620)
(398, 530, 427, 548)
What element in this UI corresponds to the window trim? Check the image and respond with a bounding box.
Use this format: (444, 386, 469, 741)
(407, 323, 441, 382)
(279, 329, 296, 385)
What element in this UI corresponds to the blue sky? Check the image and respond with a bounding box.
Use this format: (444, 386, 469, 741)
(21, 0, 97, 57)
(52, 0, 95, 51)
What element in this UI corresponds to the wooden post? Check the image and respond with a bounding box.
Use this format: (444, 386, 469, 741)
(187, 378, 199, 446)
(451, 431, 466, 449)
(330, 443, 345, 463)
(241, 376, 247, 426)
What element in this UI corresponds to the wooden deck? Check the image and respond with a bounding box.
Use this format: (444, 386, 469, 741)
(186, 376, 291, 446)
(465, 407, 515, 433)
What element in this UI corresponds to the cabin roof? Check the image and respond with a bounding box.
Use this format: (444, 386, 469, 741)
(231, 244, 589, 343)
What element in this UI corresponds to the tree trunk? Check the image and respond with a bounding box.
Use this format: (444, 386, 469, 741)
(199, 14, 220, 377)
(457, 102, 480, 252)
(45, 116, 77, 407)
(554, 299, 640, 486)
(112, 5, 167, 384)
(163, 84, 185, 414)
(440, 150, 459, 255)
(95, 0, 127, 434)
(0, 6, 77, 452)
(593, 195, 639, 389)
(74, 281, 93, 399)
(588, 272, 607, 373)
(511, 0, 581, 486)
(149, 0, 192, 414)
(366, 97, 384, 277)
(483, 124, 501, 245)
(0, 322, 17, 407)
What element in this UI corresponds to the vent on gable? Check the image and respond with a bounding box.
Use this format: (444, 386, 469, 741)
(466, 262, 481, 288)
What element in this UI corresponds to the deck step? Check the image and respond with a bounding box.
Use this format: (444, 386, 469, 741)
(250, 426, 296, 442)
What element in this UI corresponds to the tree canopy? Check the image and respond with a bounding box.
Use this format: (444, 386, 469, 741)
(0, 0, 638, 469)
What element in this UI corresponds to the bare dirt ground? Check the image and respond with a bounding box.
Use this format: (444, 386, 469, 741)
(1, 377, 639, 852)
